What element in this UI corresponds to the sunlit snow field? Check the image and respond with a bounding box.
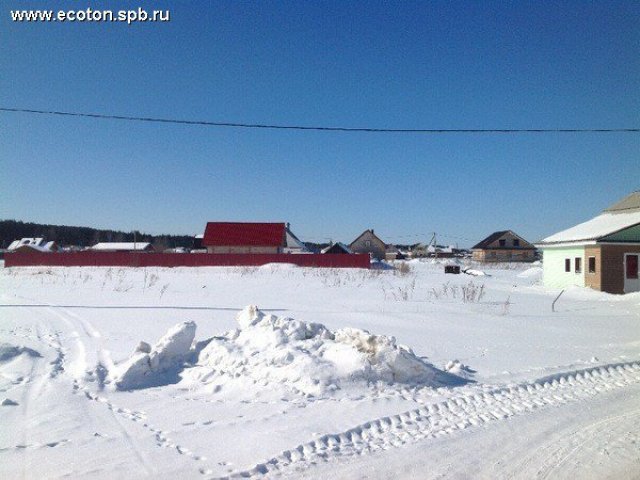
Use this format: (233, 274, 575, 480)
(1, 260, 639, 479)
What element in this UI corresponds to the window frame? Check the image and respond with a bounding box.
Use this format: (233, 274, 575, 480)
(626, 254, 639, 280)
(588, 256, 596, 274)
(574, 257, 582, 274)
(565, 258, 571, 273)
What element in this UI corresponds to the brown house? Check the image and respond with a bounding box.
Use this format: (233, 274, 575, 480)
(349, 229, 386, 260)
(471, 230, 536, 262)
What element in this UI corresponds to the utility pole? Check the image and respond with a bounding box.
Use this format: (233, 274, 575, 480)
(429, 232, 437, 259)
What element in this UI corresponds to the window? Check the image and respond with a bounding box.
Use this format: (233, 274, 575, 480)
(565, 258, 571, 272)
(499, 239, 506, 247)
(627, 255, 639, 279)
(588, 256, 596, 274)
(513, 239, 520, 247)
(575, 257, 581, 274)
(365, 240, 371, 247)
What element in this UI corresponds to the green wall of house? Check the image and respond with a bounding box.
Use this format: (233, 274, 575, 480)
(541, 246, 586, 289)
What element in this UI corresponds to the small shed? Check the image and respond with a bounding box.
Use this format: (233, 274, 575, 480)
(385, 244, 406, 261)
(192, 234, 204, 250)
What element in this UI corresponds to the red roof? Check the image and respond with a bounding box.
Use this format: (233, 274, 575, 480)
(202, 222, 286, 247)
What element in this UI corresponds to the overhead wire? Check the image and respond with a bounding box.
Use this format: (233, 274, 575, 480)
(1, 107, 638, 134)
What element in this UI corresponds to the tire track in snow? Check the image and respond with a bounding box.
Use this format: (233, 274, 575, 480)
(43, 307, 88, 379)
(54, 304, 117, 373)
(51, 305, 213, 474)
(534, 407, 640, 480)
(11, 315, 67, 479)
(217, 361, 640, 479)
(33, 306, 155, 476)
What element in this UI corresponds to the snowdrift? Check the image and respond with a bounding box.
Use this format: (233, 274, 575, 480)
(111, 321, 196, 390)
(187, 306, 462, 396)
(517, 267, 543, 281)
(111, 306, 465, 394)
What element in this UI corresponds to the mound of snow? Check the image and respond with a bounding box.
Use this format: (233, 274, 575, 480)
(188, 306, 460, 396)
(111, 321, 196, 390)
(0, 343, 41, 362)
(444, 360, 475, 380)
(517, 267, 543, 280)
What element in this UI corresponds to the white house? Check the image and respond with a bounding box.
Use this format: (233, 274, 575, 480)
(535, 191, 640, 294)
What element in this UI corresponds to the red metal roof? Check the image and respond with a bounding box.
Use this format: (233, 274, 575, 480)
(202, 222, 286, 247)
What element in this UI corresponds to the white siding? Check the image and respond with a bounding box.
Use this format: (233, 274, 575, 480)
(542, 246, 586, 289)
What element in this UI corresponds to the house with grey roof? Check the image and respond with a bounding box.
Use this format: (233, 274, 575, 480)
(349, 229, 386, 260)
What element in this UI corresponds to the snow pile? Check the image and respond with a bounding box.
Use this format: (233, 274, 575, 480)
(189, 306, 457, 396)
(517, 267, 543, 279)
(517, 267, 543, 284)
(0, 343, 41, 362)
(444, 360, 475, 380)
(111, 321, 196, 390)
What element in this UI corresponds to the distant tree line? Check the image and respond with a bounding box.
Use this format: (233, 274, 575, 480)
(0, 220, 195, 250)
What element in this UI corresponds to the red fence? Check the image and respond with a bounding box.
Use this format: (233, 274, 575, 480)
(4, 251, 370, 269)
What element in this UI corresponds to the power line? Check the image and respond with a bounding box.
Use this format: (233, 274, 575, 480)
(1, 107, 638, 134)
(385, 232, 477, 242)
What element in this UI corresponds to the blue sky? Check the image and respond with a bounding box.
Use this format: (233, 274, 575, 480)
(1, 1, 638, 247)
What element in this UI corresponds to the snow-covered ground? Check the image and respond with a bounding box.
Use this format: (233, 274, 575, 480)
(1, 260, 639, 479)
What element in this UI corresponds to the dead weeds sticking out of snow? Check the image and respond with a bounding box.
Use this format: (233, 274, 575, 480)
(428, 281, 486, 303)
